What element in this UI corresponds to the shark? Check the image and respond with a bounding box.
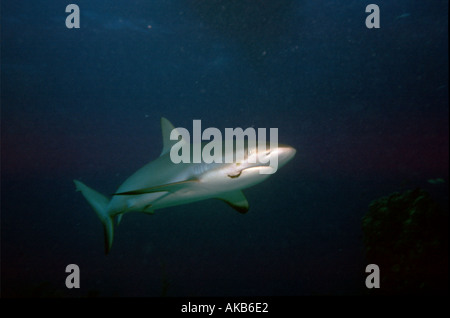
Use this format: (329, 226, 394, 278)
(74, 118, 296, 254)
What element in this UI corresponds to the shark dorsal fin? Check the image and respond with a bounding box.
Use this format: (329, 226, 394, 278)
(160, 117, 187, 156)
(216, 190, 249, 214)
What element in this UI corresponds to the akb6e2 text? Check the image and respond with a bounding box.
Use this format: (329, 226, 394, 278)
(224, 303, 268, 313)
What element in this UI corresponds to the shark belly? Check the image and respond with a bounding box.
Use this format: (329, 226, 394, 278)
(146, 183, 224, 210)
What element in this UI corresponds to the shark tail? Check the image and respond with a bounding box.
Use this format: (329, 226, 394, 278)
(73, 180, 114, 254)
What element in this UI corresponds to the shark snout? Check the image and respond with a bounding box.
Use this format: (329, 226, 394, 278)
(277, 145, 296, 167)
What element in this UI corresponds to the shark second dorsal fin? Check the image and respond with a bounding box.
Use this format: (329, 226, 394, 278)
(216, 190, 249, 214)
(160, 117, 187, 156)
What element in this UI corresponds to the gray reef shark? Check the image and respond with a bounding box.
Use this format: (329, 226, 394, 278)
(74, 118, 296, 254)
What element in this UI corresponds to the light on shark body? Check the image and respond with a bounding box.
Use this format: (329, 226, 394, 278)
(74, 118, 296, 254)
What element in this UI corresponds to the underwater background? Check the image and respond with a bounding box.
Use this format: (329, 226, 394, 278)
(1, 0, 448, 297)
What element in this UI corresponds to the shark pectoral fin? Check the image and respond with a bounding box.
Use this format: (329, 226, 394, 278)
(216, 190, 249, 214)
(113, 178, 199, 196)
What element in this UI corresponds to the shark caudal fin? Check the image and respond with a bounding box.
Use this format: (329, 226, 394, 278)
(73, 180, 114, 254)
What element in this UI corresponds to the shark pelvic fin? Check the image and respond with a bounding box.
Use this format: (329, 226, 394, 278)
(113, 178, 198, 196)
(216, 190, 249, 214)
(160, 117, 188, 156)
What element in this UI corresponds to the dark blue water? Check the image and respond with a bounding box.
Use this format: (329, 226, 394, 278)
(1, 0, 448, 297)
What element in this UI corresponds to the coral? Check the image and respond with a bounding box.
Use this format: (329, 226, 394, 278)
(362, 188, 448, 294)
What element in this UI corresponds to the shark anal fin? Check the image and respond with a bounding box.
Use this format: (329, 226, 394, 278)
(216, 190, 249, 214)
(114, 178, 198, 196)
(142, 204, 155, 215)
(116, 214, 123, 225)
